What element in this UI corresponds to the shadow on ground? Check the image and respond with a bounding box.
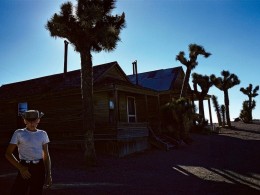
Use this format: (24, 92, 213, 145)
(1, 123, 260, 195)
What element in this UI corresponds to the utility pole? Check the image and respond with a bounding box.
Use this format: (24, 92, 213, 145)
(64, 40, 69, 76)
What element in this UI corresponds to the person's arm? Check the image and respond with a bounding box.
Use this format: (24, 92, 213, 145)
(5, 144, 31, 179)
(43, 143, 52, 187)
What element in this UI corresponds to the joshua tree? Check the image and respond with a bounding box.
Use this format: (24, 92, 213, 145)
(211, 70, 240, 128)
(164, 97, 194, 144)
(176, 44, 211, 98)
(192, 72, 213, 122)
(240, 100, 256, 123)
(211, 95, 222, 126)
(240, 84, 259, 122)
(46, 0, 125, 166)
(220, 104, 226, 126)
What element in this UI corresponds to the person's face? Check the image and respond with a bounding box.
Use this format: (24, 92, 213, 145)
(24, 118, 40, 131)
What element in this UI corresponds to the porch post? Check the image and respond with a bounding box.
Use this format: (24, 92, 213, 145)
(113, 85, 118, 128)
(208, 98, 213, 126)
(157, 94, 161, 132)
(145, 95, 148, 122)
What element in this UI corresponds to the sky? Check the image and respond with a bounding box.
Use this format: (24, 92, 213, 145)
(0, 0, 260, 123)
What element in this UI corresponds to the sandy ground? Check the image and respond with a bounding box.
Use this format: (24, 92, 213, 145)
(1, 121, 260, 195)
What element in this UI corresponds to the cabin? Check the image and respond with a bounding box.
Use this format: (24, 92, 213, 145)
(0, 61, 198, 157)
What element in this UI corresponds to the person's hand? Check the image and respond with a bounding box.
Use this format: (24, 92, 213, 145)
(44, 174, 52, 189)
(19, 166, 31, 179)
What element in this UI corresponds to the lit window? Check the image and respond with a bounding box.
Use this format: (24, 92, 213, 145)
(18, 102, 28, 116)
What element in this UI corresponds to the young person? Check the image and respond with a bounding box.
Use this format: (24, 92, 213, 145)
(5, 110, 52, 195)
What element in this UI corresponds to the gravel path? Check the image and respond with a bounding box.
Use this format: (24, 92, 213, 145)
(1, 121, 260, 195)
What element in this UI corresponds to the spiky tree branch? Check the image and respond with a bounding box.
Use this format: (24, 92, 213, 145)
(211, 70, 240, 128)
(211, 95, 222, 126)
(176, 44, 211, 98)
(240, 84, 259, 122)
(192, 72, 213, 122)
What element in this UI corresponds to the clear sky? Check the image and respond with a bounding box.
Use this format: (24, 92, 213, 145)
(1, 0, 259, 123)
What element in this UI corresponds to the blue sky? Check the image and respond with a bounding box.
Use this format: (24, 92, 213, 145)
(0, 0, 259, 122)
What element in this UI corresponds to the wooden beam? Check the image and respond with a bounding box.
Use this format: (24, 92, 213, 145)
(113, 84, 118, 128)
(208, 98, 213, 126)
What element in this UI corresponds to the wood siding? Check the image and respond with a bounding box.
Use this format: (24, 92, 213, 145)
(0, 62, 188, 157)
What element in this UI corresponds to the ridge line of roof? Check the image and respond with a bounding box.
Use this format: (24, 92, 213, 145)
(1, 61, 119, 87)
(127, 66, 183, 76)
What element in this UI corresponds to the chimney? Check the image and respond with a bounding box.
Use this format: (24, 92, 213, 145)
(64, 40, 69, 76)
(132, 60, 138, 85)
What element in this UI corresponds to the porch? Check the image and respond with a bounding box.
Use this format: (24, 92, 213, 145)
(50, 122, 151, 158)
(95, 122, 150, 157)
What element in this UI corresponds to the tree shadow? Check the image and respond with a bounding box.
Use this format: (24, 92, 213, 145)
(1, 129, 260, 195)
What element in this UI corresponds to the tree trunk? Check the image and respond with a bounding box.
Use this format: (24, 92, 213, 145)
(180, 67, 192, 98)
(224, 90, 231, 128)
(80, 50, 97, 166)
(221, 105, 226, 126)
(211, 96, 222, 126)
(249, 96, 252, 121)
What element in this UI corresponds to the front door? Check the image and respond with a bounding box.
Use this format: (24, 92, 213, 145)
(127, 96, 136, 122)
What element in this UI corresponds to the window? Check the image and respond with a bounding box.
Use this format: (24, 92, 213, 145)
(109, 100, 114, 110)
(109, 99, 115, 123)
(18, 102, 28, 116)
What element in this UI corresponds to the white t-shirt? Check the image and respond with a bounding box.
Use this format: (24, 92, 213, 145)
(10, 128, 50, 161)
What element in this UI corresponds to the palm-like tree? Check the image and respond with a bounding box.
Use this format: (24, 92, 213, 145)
(46, 0, 125, 166)
(240, 84, 259, 121)
(240, 100, 256, 123)
(220, 104, 226, 126)
(166, 97, 194, 143)
(176, 44, 211, 98)
(211, 95, 222, 126)
(192, 72, 213, 122)
(211, 70, 240, 128)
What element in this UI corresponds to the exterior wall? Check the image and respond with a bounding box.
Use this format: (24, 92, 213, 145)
(118, 93, 127, 122)
(40, 90, 83, 138)
(0, 88, 154, 139)
(135, 94, 147, 123)
(159, 92, 181, 106)
(117, 137, 149, 158)
(117, 92, 159, 124)
(99, 137, 149, 158)
(0, 91, 117, 135)
(159, 94, 172, 106)
(94, 91, 109, 125)
(0, 88, 84, 140)
(104, 67, 127, 81)
(174, 70, 185, 91)
(0, 86, 157, 157)
(0, 63, 185, 157)
(95, 122, 150, 157)
(147, 95, 160, 123)
(0, 101, 19, 143)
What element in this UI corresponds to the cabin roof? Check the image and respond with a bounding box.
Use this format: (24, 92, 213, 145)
(0, 62, 185, 100)
(128, 66, 183, 91)
(0, 61, 121, 99)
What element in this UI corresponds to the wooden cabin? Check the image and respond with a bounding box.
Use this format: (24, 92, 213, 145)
(0, 61, 188, 157)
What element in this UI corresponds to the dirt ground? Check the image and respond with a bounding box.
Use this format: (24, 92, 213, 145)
(1, 121, 260, 195)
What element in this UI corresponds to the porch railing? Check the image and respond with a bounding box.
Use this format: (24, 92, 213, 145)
(117, 122, 149, 140)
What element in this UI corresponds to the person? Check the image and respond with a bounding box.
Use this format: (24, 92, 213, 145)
(5, 110, 52, 195)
